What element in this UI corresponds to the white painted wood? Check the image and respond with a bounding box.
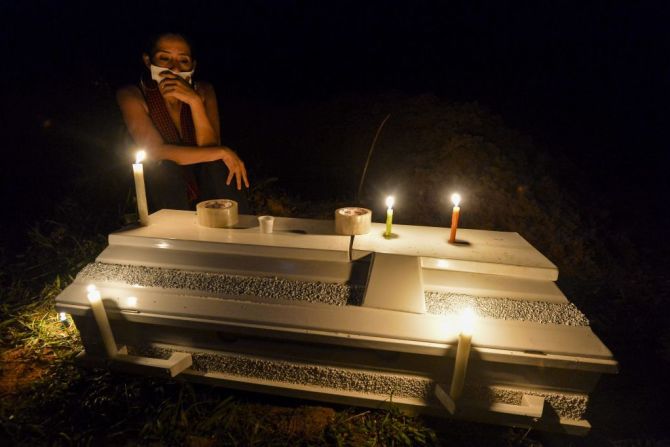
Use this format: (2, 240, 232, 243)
(59, 209, 616, 434)
(436, 383, 544, 418)
(62, 297, 615, 373)
(108, 210, 351, 261)
(75, 350, 591, 434)
(96, 245, 363, 283)
(58, 283, 615, 361)
(486, 394, 544, 418)
(473, 347, 618, 373)
(352, 223, 558, 281)
(103, 240, 350, 263)
(363, 254, 425, 314)
(422, 269, 568, 303)
(114, 351, 193, 377)
(183, 369, 589, 434)
(435, 383, 457, 414)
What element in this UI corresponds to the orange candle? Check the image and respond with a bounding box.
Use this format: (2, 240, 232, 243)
(449, 193, 461, 243)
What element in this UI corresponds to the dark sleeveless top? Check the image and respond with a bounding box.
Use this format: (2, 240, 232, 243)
(140, 78, 199, 202)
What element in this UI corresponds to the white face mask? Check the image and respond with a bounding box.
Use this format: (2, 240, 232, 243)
(150, 64, 195, 84)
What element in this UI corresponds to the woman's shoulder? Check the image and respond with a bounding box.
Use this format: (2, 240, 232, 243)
(194, 81, 217, 105)
(196, 80, 216, 95)
(116, 84, 144, 104)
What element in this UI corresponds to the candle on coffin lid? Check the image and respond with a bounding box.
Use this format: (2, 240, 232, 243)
(86, 284, 119, 357)
(450, 306, 475, 401)
(133, 149, 149, 226)
(384, 196, 395, 238)
(448, 192, 461, 243)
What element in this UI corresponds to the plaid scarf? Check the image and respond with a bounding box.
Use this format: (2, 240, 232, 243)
(141, 78, 199, 202)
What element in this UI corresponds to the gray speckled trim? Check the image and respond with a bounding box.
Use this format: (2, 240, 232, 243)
(78, 262, 364, 306)
(468, 385, 588, 421)
(425, 291, 589, 326)
(79, 262, 587, 326)
(130, 345, 587, 420)
(132, 345, 433, 401)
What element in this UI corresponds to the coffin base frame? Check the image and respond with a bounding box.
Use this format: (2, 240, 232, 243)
(75, 347, 591, 436)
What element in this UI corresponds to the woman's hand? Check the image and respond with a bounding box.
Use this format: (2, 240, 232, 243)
(158, 72, 202, 106)
(220, 147, 250, 190)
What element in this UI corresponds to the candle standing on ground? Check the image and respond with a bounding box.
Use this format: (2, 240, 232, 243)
(448, 193, 461, 243)
(87, 284, 119, 357)
(133, 150, 149, 226)
(450, 307, 475, 401)
(58, 311, 69, 328)
(384, 196, 395, 238)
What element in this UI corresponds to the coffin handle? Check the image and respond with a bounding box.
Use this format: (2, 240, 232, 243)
(435, 384, 544, 418)
(113, 347, 193, 377)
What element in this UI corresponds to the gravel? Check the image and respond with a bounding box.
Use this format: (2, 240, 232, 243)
(424, 291, 589, 326)
(131, 344, 588, 420)
(132, 345, 433, 400)
(79, 262, 364, 306)
(79, 263, 588, 325)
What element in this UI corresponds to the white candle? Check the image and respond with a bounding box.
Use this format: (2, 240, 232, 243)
(133, 150, 149, 226)
(86, 284, 119, 357)
(58, 311, 69, 328)
(384, 196, 395, 238)
(448, 193, 461, 243)
(450, 307, 475, 401)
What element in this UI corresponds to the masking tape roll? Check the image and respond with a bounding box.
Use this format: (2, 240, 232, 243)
(196, 199, 239, 228)
(334, 207, 372, 235)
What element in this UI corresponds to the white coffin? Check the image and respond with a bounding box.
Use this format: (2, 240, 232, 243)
(56, 210, 617, 435)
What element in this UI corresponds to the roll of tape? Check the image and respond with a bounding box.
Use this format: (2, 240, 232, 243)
(334, 207, 372, 235)
(196, 199, 239, 228)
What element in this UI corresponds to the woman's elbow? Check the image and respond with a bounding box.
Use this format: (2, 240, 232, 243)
(141, 145, 168, 162)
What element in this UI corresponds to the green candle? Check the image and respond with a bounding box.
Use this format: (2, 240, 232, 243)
(384, 196, 394, 238)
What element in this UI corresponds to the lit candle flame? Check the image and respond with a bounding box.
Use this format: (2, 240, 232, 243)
(86, 284, 101, 302)
(459, 307, 476, 336)
(385, 196, 395, 209)
(451, 193, 461, 207)
(135, 150, 146, 164)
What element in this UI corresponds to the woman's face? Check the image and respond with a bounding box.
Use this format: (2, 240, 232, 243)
(144, 35, 195, 72)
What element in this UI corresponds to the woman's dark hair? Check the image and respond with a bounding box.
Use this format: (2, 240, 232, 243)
(143, 32, 196, 58)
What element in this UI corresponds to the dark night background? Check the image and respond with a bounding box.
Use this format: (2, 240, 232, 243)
(2, 1, 668, 234)
(1, 0, 669, 443)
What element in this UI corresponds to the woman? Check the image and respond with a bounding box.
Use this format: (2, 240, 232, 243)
(117, 32, 250, 213)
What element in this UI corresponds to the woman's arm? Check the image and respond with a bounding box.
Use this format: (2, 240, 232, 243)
(116, 86, 249, 188)
(158, 75, 220, 146)
(199, 81, 222, 145)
